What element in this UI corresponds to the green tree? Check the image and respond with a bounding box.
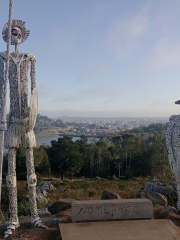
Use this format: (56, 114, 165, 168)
(49, 136, 84, 180)
(16, 146, 50, 178)
(34, 146, 50, 174)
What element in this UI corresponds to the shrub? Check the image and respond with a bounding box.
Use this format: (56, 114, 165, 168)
(124, 169, 134, 179)
(17, 172, 27, 181)
(88, 189, 96, 197)
(18, 200, 30, 216)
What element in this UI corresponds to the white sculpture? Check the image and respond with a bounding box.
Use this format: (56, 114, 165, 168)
(0, 20, 46, 237)
(166, 100, 180, 212)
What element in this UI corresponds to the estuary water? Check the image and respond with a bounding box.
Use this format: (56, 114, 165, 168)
(36, 135, 99, 146)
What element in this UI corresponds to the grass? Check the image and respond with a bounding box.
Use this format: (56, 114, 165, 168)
(0, 175, 177, 218)
(46, 178, 147, 202)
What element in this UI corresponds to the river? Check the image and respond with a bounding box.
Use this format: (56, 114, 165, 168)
(36, 135, 99, 146)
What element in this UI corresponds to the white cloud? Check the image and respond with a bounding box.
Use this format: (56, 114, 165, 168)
(147, 42, 180, 73)
(75, 64, 105, 83)
(53, 85, 120, 103)
(104, 6, 149, 57)
(37, 84, 52, 97)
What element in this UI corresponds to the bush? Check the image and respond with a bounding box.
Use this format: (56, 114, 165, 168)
(88, 189, 96, 197)
(18, 200, 30, 216)
(119, 176, 126, 180)
(99, 168, 111, 178)
(17, 172, 27, 181)
(124, 169, 134, 179)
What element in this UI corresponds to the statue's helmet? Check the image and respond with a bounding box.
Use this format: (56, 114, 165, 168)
(2, 20, 30, 45)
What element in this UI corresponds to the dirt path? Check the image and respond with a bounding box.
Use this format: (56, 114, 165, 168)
(0, 224, 60, 240)
(0, 210, 72, 239)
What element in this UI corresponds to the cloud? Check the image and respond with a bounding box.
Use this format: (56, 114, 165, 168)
(54, 94, 85, 102)
(102, 99, 114, 104)
(104, 6, 149, 57)
(84, 86, 119, 98)
(148, 99, 174, 110)
(38, 108, 171, 118)
(37, 84, 52, 97)
(147, 42, 180, 73)
(53, 85, 120, 103)
(142, 85, 154, 96)
(76, 65, 105, 83)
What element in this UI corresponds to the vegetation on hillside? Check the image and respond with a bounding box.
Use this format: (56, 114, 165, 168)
(2, 123, 173, 182)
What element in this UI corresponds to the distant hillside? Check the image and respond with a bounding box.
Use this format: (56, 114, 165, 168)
(34, 114, 66, 132)
(129, 123, 167, 134)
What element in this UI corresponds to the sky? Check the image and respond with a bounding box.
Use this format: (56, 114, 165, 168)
(0, 0, 180, 118)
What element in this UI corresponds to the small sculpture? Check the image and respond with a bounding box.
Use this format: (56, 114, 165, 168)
(0, 20, 46, 238)
(166, 100, 180, 212)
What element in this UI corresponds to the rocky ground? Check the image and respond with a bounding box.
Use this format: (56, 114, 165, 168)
(1, 207, 180, 239)
(0, 179, 178, 239)
(0, 209, 71, 240)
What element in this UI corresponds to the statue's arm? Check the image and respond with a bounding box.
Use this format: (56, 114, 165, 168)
(29, 55, 38, 130)
(166, 115, 176, 172)
(166, 115, 175, 154)
(30, 55, 36, 92)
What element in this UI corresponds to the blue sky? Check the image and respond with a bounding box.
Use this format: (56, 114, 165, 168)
(0, 0, 180, 117)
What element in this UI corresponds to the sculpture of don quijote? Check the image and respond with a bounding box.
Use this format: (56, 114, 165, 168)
(0, 19, 46, 237)
(166, 100, 180, 212)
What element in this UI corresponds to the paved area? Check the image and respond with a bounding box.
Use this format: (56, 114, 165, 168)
(59, 219, 180, 240)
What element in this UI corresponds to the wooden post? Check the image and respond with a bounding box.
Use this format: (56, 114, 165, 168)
(0, 0, 13, 206)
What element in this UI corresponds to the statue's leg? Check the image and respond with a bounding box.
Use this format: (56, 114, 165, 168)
(26, 148, 46, 228)
(4, 148, 20, 238)
(172, 149, 180, 211)
(177, 183, 180, 211)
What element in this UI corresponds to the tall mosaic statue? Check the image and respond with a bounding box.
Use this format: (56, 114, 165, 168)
(0, 1, 46, 238)
(166, 100, 180, 212)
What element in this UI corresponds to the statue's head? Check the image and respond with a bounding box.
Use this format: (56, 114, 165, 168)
(11, 26, 22, 44)
(2, 20, 30, 45)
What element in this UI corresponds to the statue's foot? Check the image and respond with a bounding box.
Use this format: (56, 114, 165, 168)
(31, 217, 47, 228)
(4, 221, 20, 238)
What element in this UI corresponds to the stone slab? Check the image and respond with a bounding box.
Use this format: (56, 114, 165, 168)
(72, 199, 153, 221)
(59, 220, 180, 240)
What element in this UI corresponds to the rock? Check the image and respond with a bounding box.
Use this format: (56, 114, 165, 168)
(49, 184, 55, 190)
(101, 191, 121, 200)
(153, 206, 180, 220)
(37, 181, 56, 191)
(141, 191, 167, 206)
(143, 183, 174, 197)
(61, 187, 71, 192)
(48, 198, 74, 214)
(112, 175, 118, 180)
(36, 192, 48, 203)
(36, 188, 48, 203)
(36, 182, 56, 202)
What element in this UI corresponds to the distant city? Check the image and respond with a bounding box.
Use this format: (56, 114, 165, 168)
(57, 117, 168, 137)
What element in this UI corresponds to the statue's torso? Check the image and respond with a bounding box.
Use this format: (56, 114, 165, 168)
(0, 52, 35, 120)
(169, 115, 180, 148)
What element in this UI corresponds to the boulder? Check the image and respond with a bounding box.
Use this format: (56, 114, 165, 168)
(153, 206, 180, 220)
(36, 192, 48, 203)
(112, 175, 118, 180)
(48, 198, 74, 214)
(141, 191, 167, 206)
(37, 181, 56, 191)
(143, 183, 174, 197)
(61, 187, 71, 192)
(101, 191, 121, 200)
